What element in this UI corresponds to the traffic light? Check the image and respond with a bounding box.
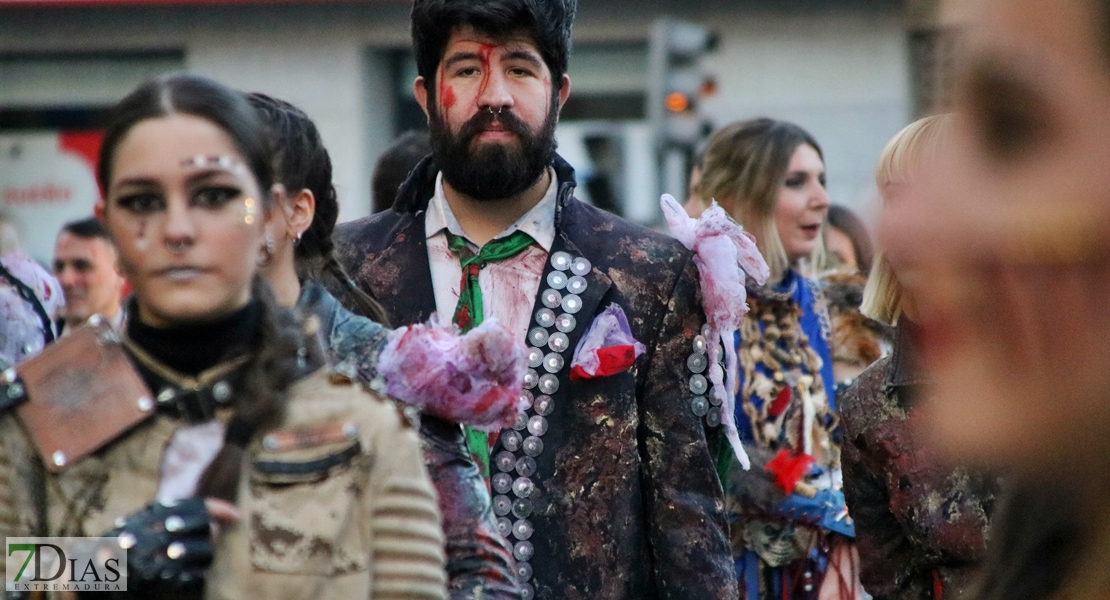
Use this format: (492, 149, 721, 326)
(648, 18, 717, 203)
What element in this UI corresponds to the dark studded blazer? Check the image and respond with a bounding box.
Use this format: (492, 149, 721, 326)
(334, 155, 738, 600)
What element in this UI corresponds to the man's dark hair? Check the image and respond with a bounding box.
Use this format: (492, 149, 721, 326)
(60, 217, 110, 241)
(411, 0, 577, 105)
(372, 130, 432, 214)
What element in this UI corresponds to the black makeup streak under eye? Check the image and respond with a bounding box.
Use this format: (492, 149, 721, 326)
(967, 63, 1053, 163)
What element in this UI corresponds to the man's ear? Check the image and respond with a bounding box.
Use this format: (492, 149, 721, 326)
(557, 74, 572, 112)
(414, 76, 431, 123)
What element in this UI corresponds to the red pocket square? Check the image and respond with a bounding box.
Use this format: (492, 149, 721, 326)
(570, 344, 638, 380)
(569, 304, 645, 380)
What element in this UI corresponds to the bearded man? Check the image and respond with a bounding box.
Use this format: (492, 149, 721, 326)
(335, 1, 736, 598)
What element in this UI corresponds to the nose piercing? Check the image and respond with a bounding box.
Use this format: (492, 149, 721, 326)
(487, 106, 503, 115)
(166, 239, 189, 255)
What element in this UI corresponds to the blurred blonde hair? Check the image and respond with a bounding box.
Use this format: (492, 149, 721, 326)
(860, 114, 955, 325)
(697, 118, 826, 283)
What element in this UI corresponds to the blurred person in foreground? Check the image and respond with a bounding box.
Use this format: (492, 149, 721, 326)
(879, 0, 1110, 597)
(837, 115, 999, 600)
(53, 217, 127, 332)
(372, 130, 433, 214)
(0, 73, 447, 598)
(690, 118, 860, 599)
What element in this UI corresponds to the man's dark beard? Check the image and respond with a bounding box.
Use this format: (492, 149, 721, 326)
(430, 101, 558, 202)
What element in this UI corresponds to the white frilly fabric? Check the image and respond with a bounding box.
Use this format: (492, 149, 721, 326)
(661, 194, 770, 470)
(0, 252, 64, 366)
(377, 316, 529, 431)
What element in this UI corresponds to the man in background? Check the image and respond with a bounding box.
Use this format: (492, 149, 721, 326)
(372, 130, 432, 214)
(53, 217, 126, 332)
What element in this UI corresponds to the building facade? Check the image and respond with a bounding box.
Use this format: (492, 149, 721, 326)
(0, 0, 911, 263)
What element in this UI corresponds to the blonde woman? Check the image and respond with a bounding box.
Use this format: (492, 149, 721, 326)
(837, 115, 999, 600)
(690, 118, 859, 599)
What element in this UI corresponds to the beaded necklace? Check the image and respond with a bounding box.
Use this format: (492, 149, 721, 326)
(738, 286, 837, 466)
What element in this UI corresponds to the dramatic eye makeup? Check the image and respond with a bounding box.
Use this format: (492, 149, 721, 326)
(113, 189, 165, 215)
(191, 184, 243, 209)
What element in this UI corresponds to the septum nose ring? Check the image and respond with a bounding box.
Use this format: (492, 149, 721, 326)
(166, 240, 189, 255)
(487, 106, 504, 115)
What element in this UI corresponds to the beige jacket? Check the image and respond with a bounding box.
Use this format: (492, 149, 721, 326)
(0, 369, 448, 600)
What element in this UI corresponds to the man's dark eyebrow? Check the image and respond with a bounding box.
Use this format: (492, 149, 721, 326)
(503, 50, 543, 70)
(444, 51, 483, 70)
(443, 49, 544, 71)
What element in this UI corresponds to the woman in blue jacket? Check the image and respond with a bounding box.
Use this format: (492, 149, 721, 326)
(690, 118, 859, 599)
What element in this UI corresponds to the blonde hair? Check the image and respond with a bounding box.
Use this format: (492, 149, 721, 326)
(860, 114, 955, 324)
(697, 118, 826, 283)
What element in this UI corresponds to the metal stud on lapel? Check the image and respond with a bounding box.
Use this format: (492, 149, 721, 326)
(499, 253, 591, 594)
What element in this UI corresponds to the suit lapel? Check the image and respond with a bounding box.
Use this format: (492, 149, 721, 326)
(355, 213, 437, 327)
(530, 230, 612, 373)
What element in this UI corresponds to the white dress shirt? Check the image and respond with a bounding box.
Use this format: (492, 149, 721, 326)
(425, 170, 557, 338)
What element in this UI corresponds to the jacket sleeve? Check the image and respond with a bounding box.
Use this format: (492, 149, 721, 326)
(840, 412, 908, 596)
(839, 372, 995, 597)
(368, 406, 450, 600)
(638, 256, 738, 599)
(419, 416, 522, 600)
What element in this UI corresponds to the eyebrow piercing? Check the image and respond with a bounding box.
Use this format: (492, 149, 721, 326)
(180, 154, 243, 171)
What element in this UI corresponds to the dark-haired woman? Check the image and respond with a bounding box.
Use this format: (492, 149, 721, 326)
(0, 74, 447, 599)
(248, 92, 522, 600)
(691, 118, 861, 599)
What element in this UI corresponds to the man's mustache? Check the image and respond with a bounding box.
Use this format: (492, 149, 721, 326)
(457, 109, 533, 145)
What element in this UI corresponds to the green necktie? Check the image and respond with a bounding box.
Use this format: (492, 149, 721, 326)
(446, 230, 535, 485)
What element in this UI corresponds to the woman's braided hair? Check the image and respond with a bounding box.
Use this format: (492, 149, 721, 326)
(247, 92, 390, 326)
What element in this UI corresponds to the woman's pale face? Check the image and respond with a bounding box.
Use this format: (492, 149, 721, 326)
(102, 113, 268, 328)
(775, 144, 830, 263)
(881, 0, 1110, 471)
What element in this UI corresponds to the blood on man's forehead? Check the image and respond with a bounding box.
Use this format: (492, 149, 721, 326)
(442, 28, 546, 61)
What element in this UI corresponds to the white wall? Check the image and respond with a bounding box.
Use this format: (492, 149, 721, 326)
(0, 1, 909, 223)
(699, 12, 910, 213)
